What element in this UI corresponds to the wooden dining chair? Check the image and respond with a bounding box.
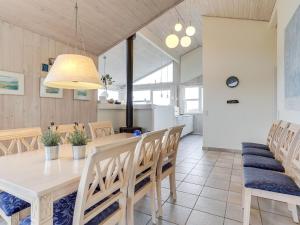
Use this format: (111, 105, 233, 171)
(243, 126, 300, 225)
(0, 127, 42, 225)
(156, 125, 184, 217)
(72, 137, 139, 225)
(88, 121, 114, 140)
(53, 123, 84, 144)
(127, 129, 167, 225)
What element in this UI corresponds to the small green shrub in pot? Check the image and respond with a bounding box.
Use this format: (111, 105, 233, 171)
(68, 123, 89, 160)
(42, 124, 61, 160)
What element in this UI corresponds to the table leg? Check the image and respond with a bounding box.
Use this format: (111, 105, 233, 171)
(31, 193, 53, 225)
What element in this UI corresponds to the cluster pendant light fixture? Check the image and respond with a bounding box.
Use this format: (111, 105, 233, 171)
(44, 1, 102, 89)
(165, 0, 196, 49)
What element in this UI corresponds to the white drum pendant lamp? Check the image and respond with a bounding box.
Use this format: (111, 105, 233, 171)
(44, 2, 102, 90)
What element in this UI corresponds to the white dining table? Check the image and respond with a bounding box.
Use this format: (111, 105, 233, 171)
(0, 133, 134, 225)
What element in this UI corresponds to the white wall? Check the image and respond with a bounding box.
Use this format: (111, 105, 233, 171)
(203, 17, 276, 150)
(276, 0, 300, 124)
(180, 47, 202, 83)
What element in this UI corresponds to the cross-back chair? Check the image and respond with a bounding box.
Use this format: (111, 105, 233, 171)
(270, 121, 290, 155)
(88, 121, 114, 140)
(127, 129, 167, 225)
(156, 125, 184, 217)
(72, 137, 140, 225)
(243, 124, 300, 225)
(53, 123, 84, 144)
(0, 127, 42, 156)
(0, 127, 42, 225)
(242, 120, 282, 150)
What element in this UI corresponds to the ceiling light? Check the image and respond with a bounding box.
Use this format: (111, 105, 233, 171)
(186, 26, 196, 36)
(165, 34, 179, 48)
(180, 36, 191, 48)
(44, 2, 102, 90)
(174, 23, 182, 32)
(44, 54, 102, 89)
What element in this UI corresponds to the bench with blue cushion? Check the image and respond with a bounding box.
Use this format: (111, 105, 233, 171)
(242, 147, 274, 158)
(19, 192, 119, 225)
(242, 142, 269, 150)
(244, 167, 300, 196)
(243, 155, 284, 172)
(0, 192, 30, 217)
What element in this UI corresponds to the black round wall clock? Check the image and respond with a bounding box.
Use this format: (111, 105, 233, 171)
(226, 76, 239, 88)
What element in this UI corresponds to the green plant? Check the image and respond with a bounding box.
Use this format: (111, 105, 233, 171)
(68, 124, 88, 146)
(41, 129, 61, 147)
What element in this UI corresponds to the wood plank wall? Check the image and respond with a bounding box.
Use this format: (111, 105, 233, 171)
(0, 20, 98, 131)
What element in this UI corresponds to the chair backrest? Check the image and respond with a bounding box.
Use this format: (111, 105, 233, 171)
(88, 121, 114, 140)
(270, 121, 290, 154)
(128, 129, 167, 197)
(157, 125, 184, 176)
(53, 123, 84, 144)
(73, 137, 140, 225)
(286, 130, 300, 186)
(0, 127, 42, 156)
(276, 123, 300, 166)
(266, 120, 282, 146)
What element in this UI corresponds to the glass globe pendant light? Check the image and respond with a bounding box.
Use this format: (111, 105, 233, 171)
(180, 36, 191, 47)
(44, 1, 102, 89)
(174, 19, 182, 32)
(165, 34, 179, 48)
(186, 25, 196, 36)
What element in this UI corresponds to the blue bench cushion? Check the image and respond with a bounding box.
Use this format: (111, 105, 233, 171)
(242, 148, 274, 158)
(243, 155, 284, 172)
(19, 192, 119, 225)
(244, 167, 300, 196)
(135, 177, 151, 193)
(242, 142, 269, 150)
(162, 162, 173, 172)
(0, 192, 30, 216)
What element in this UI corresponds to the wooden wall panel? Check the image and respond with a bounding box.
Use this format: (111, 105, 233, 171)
(0, 20, 98, 131)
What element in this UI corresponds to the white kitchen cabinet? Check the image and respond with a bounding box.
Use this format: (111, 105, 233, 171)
(176, 115, 193, 137)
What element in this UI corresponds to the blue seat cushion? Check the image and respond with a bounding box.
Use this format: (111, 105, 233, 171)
(0, 192, 30, 216)
(135, 177, 151, 193)
(243, 155, 284, 172)
(19, 192, 119, 225)
(242, 142, 269, 150)
(244, 167, 300, 196)
(162, 162, 173, 172)
(242, 148, 274, 158)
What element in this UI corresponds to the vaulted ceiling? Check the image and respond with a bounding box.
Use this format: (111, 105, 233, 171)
(0, 0, 183, 55)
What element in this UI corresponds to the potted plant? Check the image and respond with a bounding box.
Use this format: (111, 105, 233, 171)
(68, 123, 89, 160)
(42, 126, 61, 160)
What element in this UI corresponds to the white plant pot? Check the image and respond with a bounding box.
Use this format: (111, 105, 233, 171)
(72, 145, 86, 160)
(45, 146, 59, 160)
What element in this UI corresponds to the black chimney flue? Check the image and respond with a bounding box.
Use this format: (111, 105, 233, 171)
(120, 34, 142, 133)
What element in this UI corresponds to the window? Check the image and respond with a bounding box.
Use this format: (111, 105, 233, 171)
(134, 63, 173, 85)
(153, 90, 171, 106)
(133, 90, 151, 104)
(98, 90, 119, 100)
(184, 86, 202, 113)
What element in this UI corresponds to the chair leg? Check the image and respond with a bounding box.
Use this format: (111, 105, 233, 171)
(243, 188, 251, 225)
(156, 179, 162, 217)
(150, 182, 157, 224)
(288, 204, 299, 223)
(169, 172, 176, 200)
(126, 197, 134, 225)
(242, 186, 245, 209)
(8, 213, 20, 225)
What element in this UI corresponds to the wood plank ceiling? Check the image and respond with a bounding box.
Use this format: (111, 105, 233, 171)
(0, 0, 183, 55)
(145, 0, 276, 58)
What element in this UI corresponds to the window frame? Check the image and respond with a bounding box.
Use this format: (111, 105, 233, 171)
(183, 86, 203, 114)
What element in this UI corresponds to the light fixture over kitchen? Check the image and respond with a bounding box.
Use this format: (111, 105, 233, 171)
(44, 1, 102, 90)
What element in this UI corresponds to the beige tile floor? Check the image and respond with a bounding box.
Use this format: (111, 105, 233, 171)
(0, 135, 297, 225)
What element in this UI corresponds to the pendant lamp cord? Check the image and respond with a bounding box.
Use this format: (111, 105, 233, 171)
(74, 0, 87, 55)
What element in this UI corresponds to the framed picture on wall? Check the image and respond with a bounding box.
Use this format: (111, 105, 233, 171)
(40, 77, 63, 98)
(74, 89, 91, 101)
(0, 70, 24, 95)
